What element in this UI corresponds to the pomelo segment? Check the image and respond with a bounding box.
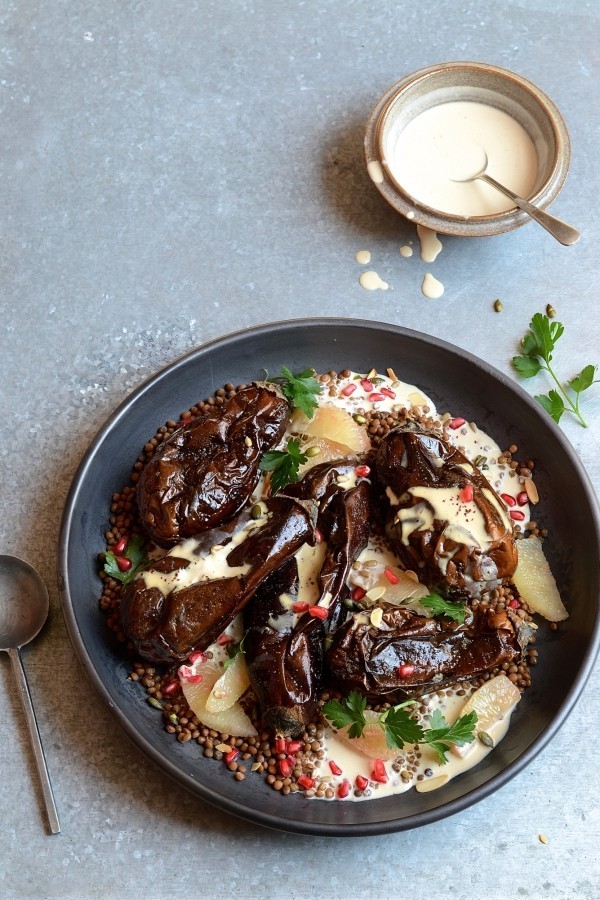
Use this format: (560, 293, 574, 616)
(293, 405, 371, 453)
(349, 561, 431, 610)
(204, 652, 251, 713)
(452, 674, 521, 758)
(512, 536, 568, 622)
(180, 663, 257, 737)
(336, 710, 399, 761)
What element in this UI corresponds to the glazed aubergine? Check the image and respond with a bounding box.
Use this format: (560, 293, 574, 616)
(327, 601, 526, 702)
(244, 461, 371, 736)
(375, 424, 518, 591)
(136, 385, 290, 546)
(120, 495, 316, 663)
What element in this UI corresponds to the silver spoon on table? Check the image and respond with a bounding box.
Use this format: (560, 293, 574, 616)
(0, 555, 61, 834)
(453, 150, 580, 246)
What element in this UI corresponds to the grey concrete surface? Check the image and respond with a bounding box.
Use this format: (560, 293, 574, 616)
(1, 1, 598, 898)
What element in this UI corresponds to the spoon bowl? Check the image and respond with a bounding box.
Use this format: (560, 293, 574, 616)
(0, 555, 61, 834)
(451, 149, 580, 246)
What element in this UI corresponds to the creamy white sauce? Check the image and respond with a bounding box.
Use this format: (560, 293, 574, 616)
(384, 100, 538, 217)
(359, 270, 389, 291)
(367, 160, 384, 184)
(399, 245, 413, 258)
(355, 249, 371, 265)
(417, 225, 443, 263)
(421, 272, 444, 299)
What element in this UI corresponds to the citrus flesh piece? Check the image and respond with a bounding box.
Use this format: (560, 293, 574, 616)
(512, 536, 568, 622)
(452, 673, 521, 758)
(180, 663, 257, 737)
(336, 710, 399, 761)
(293, 405, 371, 453)
(204, 652, 251, 713)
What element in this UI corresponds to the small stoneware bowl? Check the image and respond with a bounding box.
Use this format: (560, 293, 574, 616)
(364, 61, 571, 237)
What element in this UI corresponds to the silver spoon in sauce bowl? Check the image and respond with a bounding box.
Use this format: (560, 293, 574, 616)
(453, 150, 580, 246)
(0, 555, 61, 834)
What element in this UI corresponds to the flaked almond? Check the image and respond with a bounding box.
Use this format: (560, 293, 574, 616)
(524, 478, 539, 504)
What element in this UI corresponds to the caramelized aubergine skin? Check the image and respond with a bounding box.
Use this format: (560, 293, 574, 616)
(327, 601, 522, 702)
(120, 496, 315, 663)
(136, 385, 290, 546)
(375, 425, 518, 589)
(244, 461, 371, 736)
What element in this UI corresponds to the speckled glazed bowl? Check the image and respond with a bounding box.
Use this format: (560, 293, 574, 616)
(58, 319, 600, 836)
(364, 61, 572, 237)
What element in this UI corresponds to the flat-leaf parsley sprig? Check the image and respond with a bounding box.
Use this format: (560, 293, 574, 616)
(259, 438, 308, 494)
(512, 312, 598, 427)
(322, 691, 477, 764)
(267, 366, 322, 419)
(420, 592, 468, 625)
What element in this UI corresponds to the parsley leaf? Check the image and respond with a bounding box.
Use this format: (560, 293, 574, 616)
(322, 692, 478, 763)
(269, 366, 322, 418)
(223, 635, 246, 670)
(103, 534, 148, 585)
(512, 313, 598, 428)
(420, 592, 468, 624)
(380, 702, 424, 749)
(322, 691, 367, 739)
(423, 709, 478, 764)
(259, 438, 308, 493)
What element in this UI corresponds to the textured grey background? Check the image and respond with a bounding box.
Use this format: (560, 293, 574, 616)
(1, 1, 598, 898)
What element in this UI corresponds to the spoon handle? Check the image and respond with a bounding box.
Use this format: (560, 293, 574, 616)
(9, 648, 61, 834)
(479, 173, 580, 246)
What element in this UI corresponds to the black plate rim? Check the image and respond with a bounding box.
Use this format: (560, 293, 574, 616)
(57, 316, 600, 836)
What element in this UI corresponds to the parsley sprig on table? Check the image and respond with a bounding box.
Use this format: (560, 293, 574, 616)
(323, 691, 477, 764)
(268, 366, 322, 418)
(259, 438, 308, 494)
(512, 313, 598, 427)
(420, 592, 468, 625)
(103, 534, 148, 585)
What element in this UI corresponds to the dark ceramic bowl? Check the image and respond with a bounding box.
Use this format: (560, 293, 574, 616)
(58, 319, 600, 836)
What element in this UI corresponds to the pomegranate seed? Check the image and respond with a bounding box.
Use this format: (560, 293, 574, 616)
(188, 650, 207, 664)
(292, 601, 310, 613)
(341, 383, 357, 397)
(308, 605, 328, 620)
(510, 510, 525, 521)
(517, 491, 529, 506)
(355, 775, 369, 791)
(360, 379, 374, 393)
(298, 775, 315, 790)
(225, 748, 239, 764)
(162, 679, 180, 696)
(329, 760, 343, 776)
(354, 464, 371, 478)
(369, 392, 385, 402)
(178, 665, 194, 680)
(314, 528, 323, 544)
(180, 417, 193, 425)
(337, 779, 351, 799)
(286, 741, 302, 754)
(384, 568, 399, 584)
(216, 634, 235, 646)
(275, 737, 287, 754)
(460, 484, 474, 503)
(508, 598, 520, 609)
(352, 586, 366, 601)
(501, 493, 516, 507)
(448, 417, 466, 430)
(113, 537, 128, 555)
(371, 759, 387, 784)
(278, 758, 293, 777)
(187, 674, 203, 684)
(397, 663, 415, 678)
(380, 387, 396, 399)
(116, 556, 132, 572)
